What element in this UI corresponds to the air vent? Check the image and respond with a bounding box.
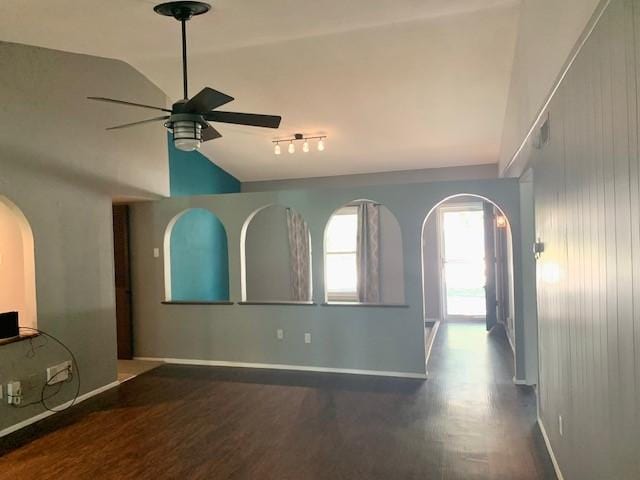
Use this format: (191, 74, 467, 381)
(533, 113, 550, 149)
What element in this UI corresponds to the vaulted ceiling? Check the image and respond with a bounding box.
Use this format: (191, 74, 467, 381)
(0, 0, 519, 181)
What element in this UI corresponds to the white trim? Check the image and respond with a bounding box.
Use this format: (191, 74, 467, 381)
(134, 357, 427, 379)
(425, 320, 441, 368)
(503, 0, 612, 175)
(0, 380, 120, 438)
(538, 415, 565, 480)
(512, 376, 528, 386)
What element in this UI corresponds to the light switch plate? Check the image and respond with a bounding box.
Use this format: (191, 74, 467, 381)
(153, 248, 160, 258)
(304, 333, 311, 344)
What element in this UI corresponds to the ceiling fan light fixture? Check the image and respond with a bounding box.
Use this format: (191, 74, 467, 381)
(173, 120, 202, 151)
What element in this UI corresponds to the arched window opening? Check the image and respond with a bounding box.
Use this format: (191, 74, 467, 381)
(241, 205, 312, 302)
(324, 200, 404, 304)
(164, 209, 229, 302)
(0, 195, 37, 332)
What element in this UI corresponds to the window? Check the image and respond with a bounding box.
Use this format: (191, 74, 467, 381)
(325, 206, 358, 300)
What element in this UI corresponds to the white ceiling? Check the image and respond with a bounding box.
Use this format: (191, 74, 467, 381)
(0, 0, 519, 181)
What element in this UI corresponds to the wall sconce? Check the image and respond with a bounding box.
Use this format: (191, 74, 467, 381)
(273, 133, 327, 155)
(496, 215, 507, 228)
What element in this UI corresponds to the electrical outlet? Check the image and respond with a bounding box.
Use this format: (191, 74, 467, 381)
(304, 333, 311, 344)
(47, 360, 72, 385)
(558, 415, 563, 437)
(276, 329, 284, 340)
(7, 381, 22, 406)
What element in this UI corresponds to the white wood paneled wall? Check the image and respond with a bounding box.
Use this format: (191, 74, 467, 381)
(531, 0, 640, 478)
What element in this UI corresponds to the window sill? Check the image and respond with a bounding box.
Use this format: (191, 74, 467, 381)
(162, 301, 234, 305)
(0, 333, 39, 347)
(237, 301, 316, 306)
(322, 302, 410, 308)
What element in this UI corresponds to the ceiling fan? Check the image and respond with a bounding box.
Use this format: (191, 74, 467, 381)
(88, 1, 282, 152)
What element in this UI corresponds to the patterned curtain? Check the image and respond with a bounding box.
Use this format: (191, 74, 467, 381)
(286, 209, 311, 301)
(357, 202, 381, 303)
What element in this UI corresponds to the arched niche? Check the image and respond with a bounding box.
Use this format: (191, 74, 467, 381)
(241, 204, 312, 302)
(323, 199, 404, 304)
(421, 193, 515, 336)
(0, 195, 37, 329)
(164, 208, 230, 302)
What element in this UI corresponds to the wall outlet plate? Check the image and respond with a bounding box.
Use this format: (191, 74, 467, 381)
(304, 333, 311, 344)
(277, 329, 284, 340)
(7, 381, 22, 405)
(47, 360, 72, 385)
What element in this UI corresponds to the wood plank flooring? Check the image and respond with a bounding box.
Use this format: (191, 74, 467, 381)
(0, 321, 556, 479)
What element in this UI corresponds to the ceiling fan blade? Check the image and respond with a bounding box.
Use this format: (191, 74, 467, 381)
(88, 96, 172, 113)
(201, 123, 222, 142)
(204, 111, 282, 129)
(106, 116, 170, 130)
(184, 87, 234, 113)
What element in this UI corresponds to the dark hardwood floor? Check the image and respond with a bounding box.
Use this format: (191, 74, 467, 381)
(0, 321, 555, 479)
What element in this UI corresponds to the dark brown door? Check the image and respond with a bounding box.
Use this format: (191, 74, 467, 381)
(113, 205, 133, 359)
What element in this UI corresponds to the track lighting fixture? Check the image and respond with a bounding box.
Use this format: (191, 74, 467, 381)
(273, 133, 327, 155)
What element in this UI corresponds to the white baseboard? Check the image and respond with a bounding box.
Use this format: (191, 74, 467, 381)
(0, 380, 120, 438)
(134, 357, 428, 380)
(512, 376, 528, 385)
(538, 415, 565, 480)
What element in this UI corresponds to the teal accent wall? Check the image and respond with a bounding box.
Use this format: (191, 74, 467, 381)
(167, 133, 238, 301)
(170, 209, 229, 301)
(168, 133, 241, 196)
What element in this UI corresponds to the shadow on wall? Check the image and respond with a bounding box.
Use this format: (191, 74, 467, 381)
(164, 208, 230, 302)
(0, 195, 37, 329)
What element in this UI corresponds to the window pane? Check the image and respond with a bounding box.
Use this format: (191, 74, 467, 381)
(442, 209, 484, 261)
(326, 253, 357, 292)
(326, 213, 358, 253)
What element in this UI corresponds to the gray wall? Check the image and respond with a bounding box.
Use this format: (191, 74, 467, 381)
(523, 0, 640, 477)
(378, 206, 404, 304)
(245, 205, 294, 301)
(242, 164, 498, 192)
(0, 42, 168, 433)
(129, 179, 526, 378)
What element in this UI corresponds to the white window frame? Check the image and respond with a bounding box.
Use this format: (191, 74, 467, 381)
(324, 206, 359, 302)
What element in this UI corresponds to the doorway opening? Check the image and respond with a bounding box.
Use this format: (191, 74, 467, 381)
(439, 202, 486, 319)
(421, 194, 515, 364)
(112, 204, 161, 382)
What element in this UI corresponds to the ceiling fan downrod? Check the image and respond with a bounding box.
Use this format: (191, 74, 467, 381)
(154, 1, 212, 99)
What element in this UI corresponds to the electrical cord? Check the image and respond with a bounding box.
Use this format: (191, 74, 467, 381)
(16, 326, 81, 413)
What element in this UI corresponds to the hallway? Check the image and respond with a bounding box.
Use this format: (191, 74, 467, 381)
(0, 322, 555, 479)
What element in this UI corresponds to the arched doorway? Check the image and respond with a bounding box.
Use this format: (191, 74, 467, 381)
(421, 194, 515, 363)
(0, 195, 37, 330)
